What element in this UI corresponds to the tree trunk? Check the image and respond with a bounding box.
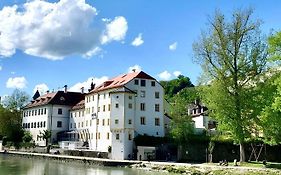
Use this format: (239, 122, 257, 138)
(240, 143, 246, 162)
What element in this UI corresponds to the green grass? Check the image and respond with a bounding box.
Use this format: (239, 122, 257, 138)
(204, 161, 281, 170)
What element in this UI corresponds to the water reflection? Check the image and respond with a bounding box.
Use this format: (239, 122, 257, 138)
(0, 155, 167, 175)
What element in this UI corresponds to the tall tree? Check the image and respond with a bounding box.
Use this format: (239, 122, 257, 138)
(193, 9, 268, 162)
(3, 89, 29, 111)
(260, 31, 281, 144)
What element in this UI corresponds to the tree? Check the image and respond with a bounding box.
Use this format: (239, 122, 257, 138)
(3, 89, 29, 111)
(260, 31, 281, 145)
(160, 75, 194, 100)
(169, 88, 198, 144)
(193, 9, 268, 162)
(0, 106, 24, 148)
(39, 130, 52, 153)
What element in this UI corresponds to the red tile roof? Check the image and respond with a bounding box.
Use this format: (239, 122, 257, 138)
(89, 71, 155, 94)
(71, 99, 85, 111)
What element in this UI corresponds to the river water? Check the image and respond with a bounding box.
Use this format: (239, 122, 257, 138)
(0, 154, 171, 175)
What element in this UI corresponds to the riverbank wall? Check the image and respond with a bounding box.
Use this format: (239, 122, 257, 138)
(0, 151, 140, 167)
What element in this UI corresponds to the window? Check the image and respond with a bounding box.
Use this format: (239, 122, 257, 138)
(71, 113, 73, 118)
(140, 103, 145, 111)
(140, 90, 145, 97)
(40, 122, 43, 128)
(57, 121, 62, 128)
(151, 81, 155, 86)
(86, 120, 88, 127)
(155, 92, 160, 99)
(128, 133, 132, 140)
(81, 122, 84, 127)
(58, 108, 62, 115)
(34, 122, 36, 128)
(98, 107, 100, 112)
(128, 103, 133, 109)
(108, 104, 111, 111)
(92, 95, 94, 101)
(107, 119, 110, 125)
(41, 109, 43, 115)
(116, 133, 120, 140)
(129, 95, 132, 100)
(107, 132, 110, 140)
(70, 123, 72, 128)
(102, 119, 105, 126)
(104, 94, 106, 99)
(98, 132, 101, 139)
(155, 104, 160, 112)
(44, 108, 47, 114)
(128, 119, 132, 125)
(31, 123, 33, 128)
(37, 122, 40, 128)
(103, 105, 106, 112)
(90, 120, 92, 126)
(115, 119, 119, 124)
(43, 121, 46, 127)
(155, 118, 160, 126)
(134, 79, 139, 85)
(32, 110, 34, 116)
(140, 117, 146, 125)
(35, 110, 37, 116)
(92, 107, 94, 113)
(78, 122, 80, 128)
(97, 119, 99, 125)
(74, 123, 76, 128)
(115, 103, 119, 108)
(141, 79, 146, 87)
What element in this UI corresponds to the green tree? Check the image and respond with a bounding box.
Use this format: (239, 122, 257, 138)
(193, 9, 268, 162)
(39, 130, 52, 153)
(160, 75, 194, 100)
(3, 89, 29, 111)
(0, 106, 24, 148)
(260, 31, 281, 145)
(169, 88, 199, 144)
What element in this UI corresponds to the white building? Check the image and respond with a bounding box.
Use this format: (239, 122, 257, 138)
(22, 71, 166, 160)
(188, 100, 216, 133)
(22, 88, 84, 146)
(68, 71, 165, 160)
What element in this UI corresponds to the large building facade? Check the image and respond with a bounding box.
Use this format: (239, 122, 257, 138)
(22, 71, 165, 160)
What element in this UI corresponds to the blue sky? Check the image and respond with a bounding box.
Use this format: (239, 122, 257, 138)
(0, 0, 281, 97)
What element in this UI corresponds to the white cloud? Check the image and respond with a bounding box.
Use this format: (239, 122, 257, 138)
(101, 16, 128, 44)
(6, 76, 27, 89)
(33, 83, 49, 95)
(11, 71, 16, 74)
(0, 66, 2, 71)
(169, 42, 177, 51)
(173, 71, 181, 77)
(128, 65, 142, 73)
(131, 33, 144, 46)
(69, 76, 109, 92)
(158, 71, 172, 81)
(0, 0, 128, 60)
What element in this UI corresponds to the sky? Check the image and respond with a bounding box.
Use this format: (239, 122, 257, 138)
(0, 0, 281, 98)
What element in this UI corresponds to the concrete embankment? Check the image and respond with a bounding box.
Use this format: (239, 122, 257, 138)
(0, 151, 141, 167)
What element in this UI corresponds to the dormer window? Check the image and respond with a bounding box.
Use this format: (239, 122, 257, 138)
(60, 96, 65, 101)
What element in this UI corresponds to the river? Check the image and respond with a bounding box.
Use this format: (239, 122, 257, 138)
(0, 154, 171, 175)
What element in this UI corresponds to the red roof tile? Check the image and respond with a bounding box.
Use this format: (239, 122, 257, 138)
(89, 71, 155, 94)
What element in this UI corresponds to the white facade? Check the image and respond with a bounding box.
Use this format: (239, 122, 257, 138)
(69, 72, 165, 160)
(22, 104, 71, 146)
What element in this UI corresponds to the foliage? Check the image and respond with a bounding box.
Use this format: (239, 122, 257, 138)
(260, 31, 281, 145)
(160, 75, 194, 100)
(22, 131, 33, 143)
(39, 130, 52, 146)
(193, 8, 268, 162)
(134, 134, 169, 146)
(2, 89, 29, 111)
(0, 106, 24, 148)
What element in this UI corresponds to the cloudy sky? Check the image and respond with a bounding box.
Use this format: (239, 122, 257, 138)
(0, 0, 280, 97)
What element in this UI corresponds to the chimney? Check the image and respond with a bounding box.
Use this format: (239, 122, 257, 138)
(64, 85, 67, 93)
(132, 68, 136, 72)
(46, 90, 49, 94)
(81, 87, 84, 94)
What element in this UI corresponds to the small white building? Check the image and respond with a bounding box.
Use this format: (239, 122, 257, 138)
(188, 100, 216, 133)
(68, 71, 165, 160)
(22, 88, 84, 146)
